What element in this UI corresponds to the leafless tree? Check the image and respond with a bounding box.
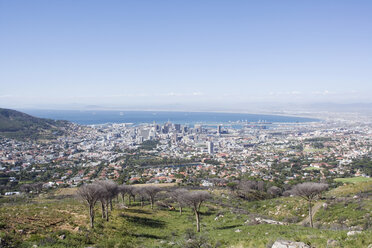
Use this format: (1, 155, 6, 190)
(96, 186, 109, 220)
(77, 184, 103, 228)
(26, 182, 43, 194)
(118, 185, 132, 206)
(142, 186, 162, 209)
(169, 188, 188, 215)
(292, 182, 328, 228)
(236, 180, 266, 201)
(19, 184, 32, 193)
(282, 190, 292, 197)
(95, 180, 118, 221)
(182, 191, 211, 232)
(134, 187, 146, 208)
(267, 186, 282, 197)
(257, 181, 265, 192)
(126, 185, 136, 206)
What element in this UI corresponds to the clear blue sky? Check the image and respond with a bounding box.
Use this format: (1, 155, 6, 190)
(1, 0, 371, 110)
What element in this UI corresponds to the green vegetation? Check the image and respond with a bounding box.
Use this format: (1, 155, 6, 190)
(0, 182, 371, 247)
(349, 158, 372, 176)
(334, 177, 372, 184)
(327, 181, 372, 197)
(140, 140, 160, 150)
(304, 166, 321, 171)
(0, 108, 70, 140)
(315, 199, 372, 228)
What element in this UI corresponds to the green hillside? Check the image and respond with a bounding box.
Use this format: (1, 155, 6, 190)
(0, 182, 371, 247)
(0, 108, 70, 140)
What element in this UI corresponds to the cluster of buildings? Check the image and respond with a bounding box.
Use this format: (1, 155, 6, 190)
(0, 118, 371, 192)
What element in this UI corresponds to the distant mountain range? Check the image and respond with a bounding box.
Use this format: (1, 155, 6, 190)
(0, 108, 70, 140)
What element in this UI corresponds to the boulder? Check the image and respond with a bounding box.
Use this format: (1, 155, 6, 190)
(255, 217, 286, 225)
(327, 239, 340, 247)
(271, 240, 310, 248)
(347, 231, 362, 236)
(58, 234, 66, 240)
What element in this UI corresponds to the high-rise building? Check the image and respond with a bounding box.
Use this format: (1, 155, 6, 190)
(207, 141, 214, 154)
(182, 126, 188, 134)
(174, 124, 181, 132)
(194, 124, 202, 133)
(217, 124, 222, 134)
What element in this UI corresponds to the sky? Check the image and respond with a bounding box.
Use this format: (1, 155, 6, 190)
(0, 0, 371, 111)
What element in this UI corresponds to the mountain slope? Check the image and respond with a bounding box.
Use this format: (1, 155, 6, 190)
(0, 108, 71, 140)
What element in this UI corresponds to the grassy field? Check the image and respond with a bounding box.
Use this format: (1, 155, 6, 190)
(334, 177, 372, 184)
(0, 182, 371, 247)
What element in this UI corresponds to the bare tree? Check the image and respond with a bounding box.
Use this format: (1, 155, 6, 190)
(236, 180, 266, 201)
(292, 182, 328, 228)
(19, 184, 32, 193)
(182, 191, 211, 232)
(169, 188, 188, 215)
(134, 187, 146, 208)
(95, 180, 118, 221)
(77, 184, 103, 228)
(97, 186, 109, 220)
(118, 185, 132, 206)
(267, 186, 282, 197)
(142, 186, 162, 209)
(126, 185, 136, 206)
(257, 181, 265, 192)
(31, 183, 43, 194)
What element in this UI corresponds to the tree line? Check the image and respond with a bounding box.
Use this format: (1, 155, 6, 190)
(77, 180, 328, 231)
(77, 182, 211, 232)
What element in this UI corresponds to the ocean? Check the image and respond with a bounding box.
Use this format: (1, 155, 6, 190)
(20, 109, 319, 125)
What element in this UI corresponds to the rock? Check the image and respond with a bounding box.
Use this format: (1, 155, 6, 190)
(271, 240, 310, 248)
(255, 217, 286, 225)
(327, 239, 340, 247)
(58, 234, 66, 240)
(215, 214, 224, 220)
(347, 231, 362, 236)
(235, 229, 241, 233)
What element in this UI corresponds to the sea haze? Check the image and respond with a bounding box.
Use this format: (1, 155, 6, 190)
(18, 110, 319, 125)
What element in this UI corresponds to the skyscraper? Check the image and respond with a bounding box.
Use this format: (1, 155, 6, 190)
(217, 124, 222, 134)
(207, 141, 214, 154)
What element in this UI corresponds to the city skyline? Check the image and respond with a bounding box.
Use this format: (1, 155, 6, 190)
(1, 1, 371, 110)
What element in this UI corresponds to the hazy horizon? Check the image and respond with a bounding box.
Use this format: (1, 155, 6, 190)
(1, 1, 371, 111)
